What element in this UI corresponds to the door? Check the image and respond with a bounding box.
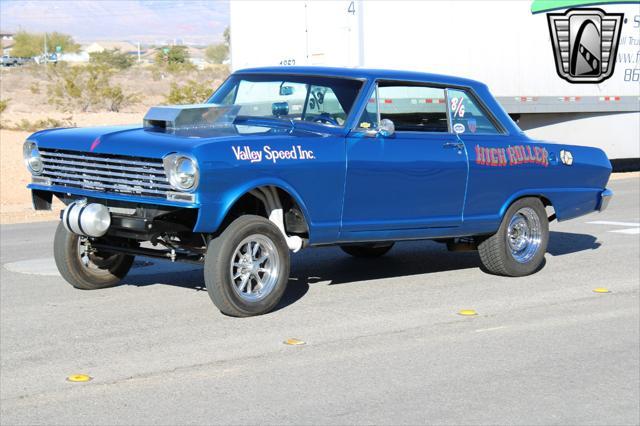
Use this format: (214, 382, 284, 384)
(341, 82, 469, 236)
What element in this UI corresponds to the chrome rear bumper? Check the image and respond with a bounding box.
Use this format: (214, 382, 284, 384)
(598, 188, 613, 212)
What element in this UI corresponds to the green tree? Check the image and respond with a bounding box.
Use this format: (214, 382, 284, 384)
(12, 31, 80, 57)
(205, 43, 228, 64)
(89, 49, 134, 70)
(155, 45, 189, 65)
(223, 27, 230, 46)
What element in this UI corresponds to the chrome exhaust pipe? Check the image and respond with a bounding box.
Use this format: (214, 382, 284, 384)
(62, 200, 111, 237)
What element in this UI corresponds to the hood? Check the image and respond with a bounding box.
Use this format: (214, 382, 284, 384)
(29, 121, 333, 159)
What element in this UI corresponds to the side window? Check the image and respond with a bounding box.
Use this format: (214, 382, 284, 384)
(357, 84, 448, 132)
(447, 89, 500, 135)
(383, 85, 449, 132)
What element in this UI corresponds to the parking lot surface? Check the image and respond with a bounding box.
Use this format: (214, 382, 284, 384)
(1, 177, 638, 425)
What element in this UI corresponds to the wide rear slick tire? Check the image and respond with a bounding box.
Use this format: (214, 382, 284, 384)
(53, 222, 134, 290)
(340, 243, 394, 258)
(478, 197, 549, 277)
(204, 215, 290, 317)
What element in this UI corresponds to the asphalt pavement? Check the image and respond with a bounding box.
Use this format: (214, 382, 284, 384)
(1, 177, 638, 425)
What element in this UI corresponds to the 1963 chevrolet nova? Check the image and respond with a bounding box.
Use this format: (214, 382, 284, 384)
(24, 67, 612, 316)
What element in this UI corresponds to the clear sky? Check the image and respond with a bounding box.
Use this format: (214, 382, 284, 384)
(0, 0, 229, 45)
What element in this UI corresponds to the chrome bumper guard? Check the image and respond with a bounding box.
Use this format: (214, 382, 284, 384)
(598, 188, 613, 212)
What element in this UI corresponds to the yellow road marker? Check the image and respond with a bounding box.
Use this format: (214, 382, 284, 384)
(66, 374, 92, 382)
(593, 287, 611, 293)
(458, 309, 478, 316)
(283, 338, 306, 346)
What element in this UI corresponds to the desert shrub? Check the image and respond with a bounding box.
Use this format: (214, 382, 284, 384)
(47, 64, 138, 112)
(0, 98, 9, 114)
(151, 61, 196, 80)
(152, 45, 195, 78)
(9, 117, 75, 132)
(89, 49, 135, 70)
(164, 80, 214, 105)
(102, 86, 140, 112)
(205, 43, 228, 64)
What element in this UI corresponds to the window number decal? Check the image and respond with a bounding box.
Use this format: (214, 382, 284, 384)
(279, 59, 296, 66)
(347, 1, 355, 15)
(450, 97, 465, 118)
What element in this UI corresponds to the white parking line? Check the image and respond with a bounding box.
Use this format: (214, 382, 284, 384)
(475, 326, 508, 333)
(587, 221, 640, 227)
(587, 220, 640, 235)
(611, 228, 640, 235)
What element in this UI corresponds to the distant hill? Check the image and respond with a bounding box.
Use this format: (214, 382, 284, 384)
(0, 0, 229, 44)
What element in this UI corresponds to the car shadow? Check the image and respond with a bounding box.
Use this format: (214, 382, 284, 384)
(547, 231, 601, 256)
(120, 231, 599, 310)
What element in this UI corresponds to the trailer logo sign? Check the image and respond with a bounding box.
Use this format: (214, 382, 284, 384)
(547, 8, 624, 83)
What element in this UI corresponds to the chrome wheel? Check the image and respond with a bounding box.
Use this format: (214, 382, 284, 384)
(506, 207, 542, 263)
(230, 234, 280, 302)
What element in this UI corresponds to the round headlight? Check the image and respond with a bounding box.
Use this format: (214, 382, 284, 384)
(164, 154, 199, 191)
(23, 141, 43, 175)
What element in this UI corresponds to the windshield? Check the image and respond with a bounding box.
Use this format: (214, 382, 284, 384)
(208, 74, 364, 127)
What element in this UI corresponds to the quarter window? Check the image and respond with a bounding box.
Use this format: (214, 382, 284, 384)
(447, 88, 500, 135)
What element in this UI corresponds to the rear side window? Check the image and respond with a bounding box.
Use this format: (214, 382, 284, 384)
(447, 88, 500, 135)
(358, 83, 448, 133)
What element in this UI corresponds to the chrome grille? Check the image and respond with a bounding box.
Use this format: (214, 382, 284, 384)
(40, 149, 170, 198)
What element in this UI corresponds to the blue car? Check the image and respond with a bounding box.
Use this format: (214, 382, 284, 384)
(24, 67, 612, 316)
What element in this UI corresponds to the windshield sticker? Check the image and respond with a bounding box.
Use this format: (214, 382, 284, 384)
(475, 144, 549, 167)
(453, 123, 466, 134)
(232, 145, 316, 164)
(468, 119, 477, 133)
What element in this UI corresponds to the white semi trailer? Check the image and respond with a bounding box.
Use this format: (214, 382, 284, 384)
(229, 0, 640, 165)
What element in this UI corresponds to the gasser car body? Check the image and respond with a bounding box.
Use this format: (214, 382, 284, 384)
(25, 67, 612, 316)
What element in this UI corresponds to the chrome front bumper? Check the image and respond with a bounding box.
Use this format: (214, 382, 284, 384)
(598, 188, 613, 212)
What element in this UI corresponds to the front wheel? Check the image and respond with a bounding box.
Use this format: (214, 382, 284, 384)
(204, 215, 290, 317)
(478, 197, 549, 276)
(53, 222, 134, 289)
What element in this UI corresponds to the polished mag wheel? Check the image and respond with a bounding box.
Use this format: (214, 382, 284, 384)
(230, 235, 280, 302)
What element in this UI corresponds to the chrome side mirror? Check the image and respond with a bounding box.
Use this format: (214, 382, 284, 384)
(378, 119, 395, 137)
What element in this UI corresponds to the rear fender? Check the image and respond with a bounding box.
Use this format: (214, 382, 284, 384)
(499, 187, 604, 222)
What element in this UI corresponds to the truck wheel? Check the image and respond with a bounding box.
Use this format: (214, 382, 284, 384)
(204, 215, 290, 317)
(340, 243, 394, 258)
(478, 197, 549, 276)
(53, 222, 134, 289)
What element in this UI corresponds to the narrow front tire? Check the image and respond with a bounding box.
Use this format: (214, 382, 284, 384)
(53, 222, 134, 290)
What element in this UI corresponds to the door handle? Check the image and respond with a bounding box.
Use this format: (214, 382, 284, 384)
(443, 141, 464, 150)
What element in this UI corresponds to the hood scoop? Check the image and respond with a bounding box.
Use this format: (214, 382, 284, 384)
(143, 104, 240, 134)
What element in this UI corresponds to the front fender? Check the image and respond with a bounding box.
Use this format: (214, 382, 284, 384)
(194, 177, 312, 237)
